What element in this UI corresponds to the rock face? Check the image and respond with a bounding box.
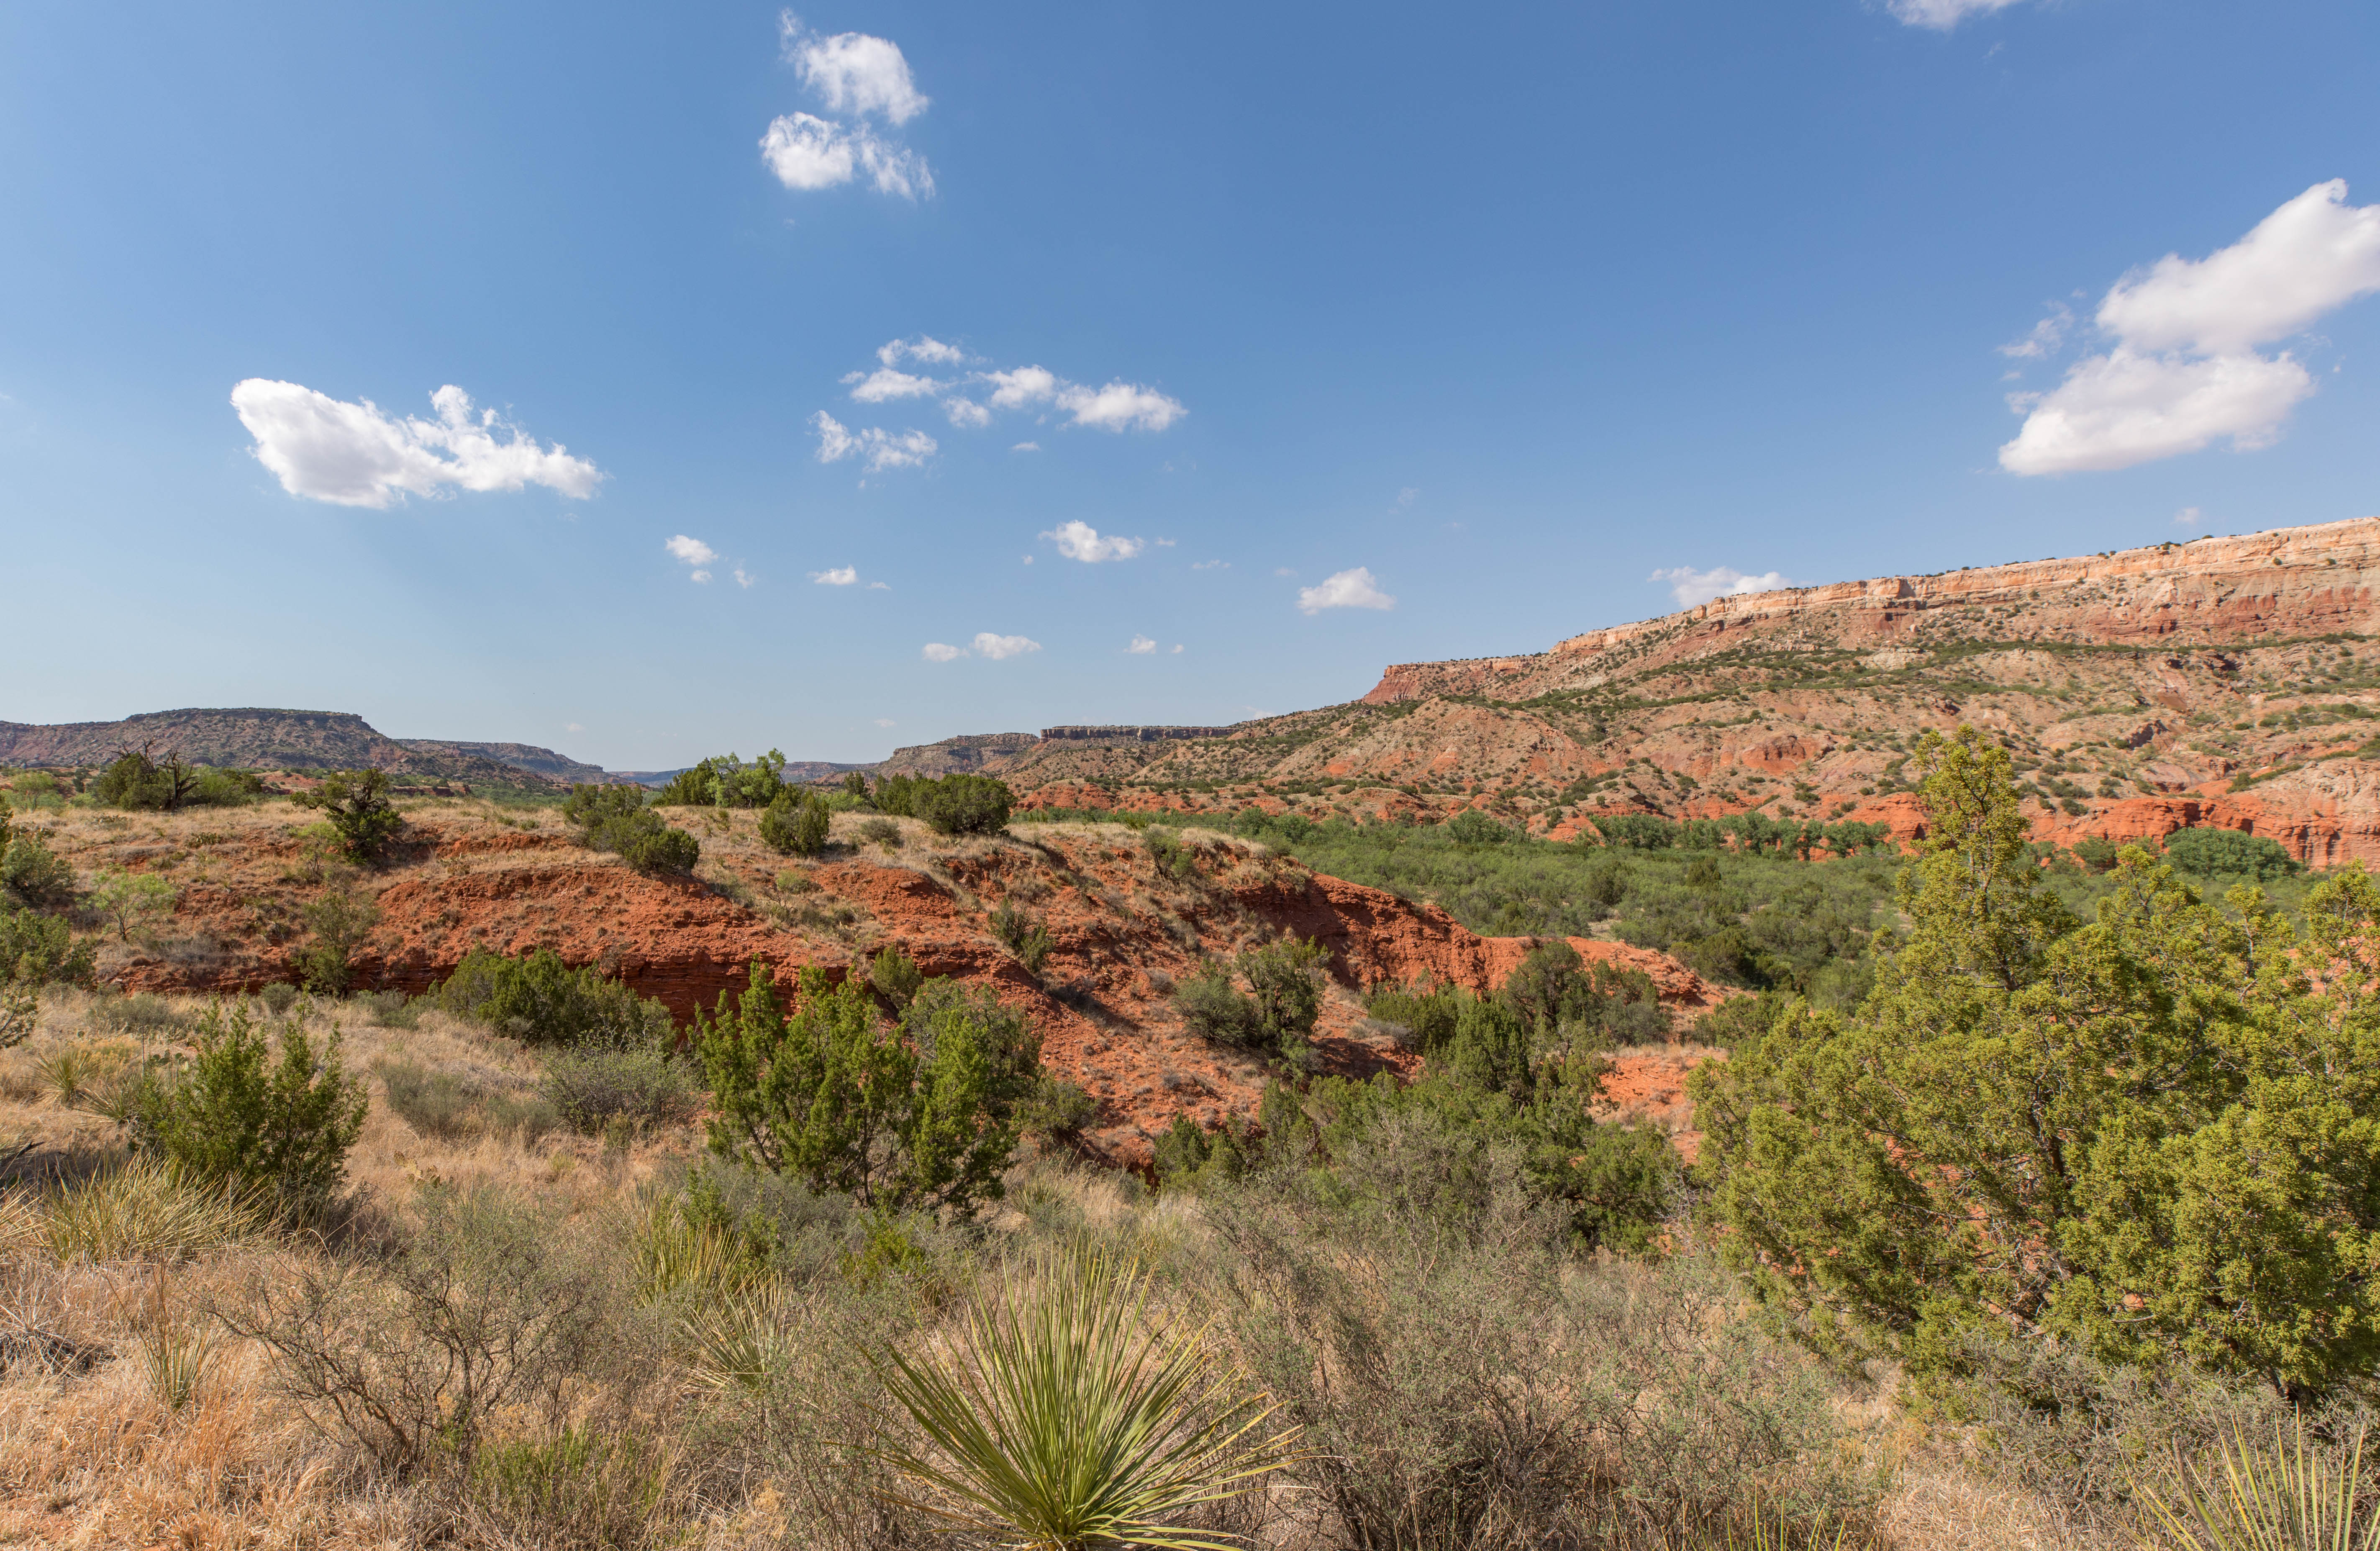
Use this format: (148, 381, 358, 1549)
(55, 801, 1719, 1170)
(905, 519, 2380, 867)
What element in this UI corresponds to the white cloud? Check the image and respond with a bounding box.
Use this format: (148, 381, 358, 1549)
(944, 398, 991, 429)
(810, 411, 936, 472)
(1297, 567, 1396, 615)
(973, 632, 1041, 660)
(1998, 303, 2073, 359)
(1397, 486, 1419, 506)
(985, 366, 1060, 408)
(690, 570, 713, 585)
(733, 566, 755, 588)
(759, 114, 931, 198)
(781, 14, 928, 124)
(2001, 180, 2380, 475)
(1171, 643, 1184, 654)
(868, 580, 890, 590)
(1885, 0, 2028, 29)
(1054, 380, 1186, 432)
(567, 722, 585, 733)
(1127, 634, 1157, 655)
(921, 642, 965, 662)
(875, 717, 896, 727)
(1155, 537, 1176, 547)
(1011, 441, 1040, 452)
(810, 565, 859, 585)
(666, 535, 719, 566)
(1192, 559, 1228, 570)
(1043, 520, 1144, 562)
(880, 336, 967, 367)
(844, 367, 945, 402)
(1649, 566, 1795, 609)
(230, 380, 603, 509)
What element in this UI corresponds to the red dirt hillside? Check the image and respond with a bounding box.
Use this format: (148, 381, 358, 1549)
(13, 796, 1721, 1169)
(874, 518, 2380, 867)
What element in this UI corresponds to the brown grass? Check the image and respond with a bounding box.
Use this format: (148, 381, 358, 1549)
(0, 985, 2141, 1550)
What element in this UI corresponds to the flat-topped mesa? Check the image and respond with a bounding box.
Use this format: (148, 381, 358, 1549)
(1363, 516, 2380, 705)
(1039, 725, 1236, 742)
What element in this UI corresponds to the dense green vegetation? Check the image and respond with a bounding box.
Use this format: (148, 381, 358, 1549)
(92, 747, 264, 811)
(562, 782, 701, 873)
(292, 768, 404, 863)
(651, 750, 792, 809)
(1696, 727, 2380, 1405)
(432, 945, 673, 1047)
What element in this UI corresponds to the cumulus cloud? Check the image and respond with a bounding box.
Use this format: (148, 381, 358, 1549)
(782, 13, 928, 123)
(1042, 520, 1144, 563)
(1885, 0, 2029, 28)
(1126, 634, 1157, 655)
(973, 632, 1041, 660)
(1011, 441, 1040, 452)
(1192, 559, 1228, 570)
(944, 398, 991, 429)
(811, 411, 936, 472)
(810, 565, 859, 585)
(2175, 506, 2206, 528)
(921, 642, 965, 662)
(1171, 643, 1184, 654)
(1649, 566, 1795, 609)
(875, 717, 896, 727)
(1297, 567, 1396, 615)
(733, 566, 755, 588)
(2001, 180, 2380, 475)
(666, 535, 719, 566)
(1054, 380, 1186, 432)
(567, 722, 585, 733)
(985, 366, 1059, 409)
(762, 17, 932, 200)
(230, 380, 602, 509)
(881, 336, 967, 366)
(868, 580, 890, 590)
(759, 114, 931, 198)
(844, 367, 946, 402)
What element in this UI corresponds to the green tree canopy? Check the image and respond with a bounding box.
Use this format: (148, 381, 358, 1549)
(1693, 725, 2380, 1403)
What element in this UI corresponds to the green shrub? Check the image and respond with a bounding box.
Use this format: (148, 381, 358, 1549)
(563, 784, 700, 874)
(1, 830, 74, 909)
(88, 868, 178, 942)
(293, 769, 403, 863)
(875, 772, 918, 817)
(990, 902, 1054, 974)
(361, 989, 418, 1029)
(913, 774, 1013, 836)
(0, 906, 95, 986)
(433, 947, 671, 1046)
(1177, 939, 1329, 1060)
(758, 791, 830, 857)
(541, 1043, 703, 1136)
(652, 751, 789, 809)
(1144, 828, 1194, 878)
(865, 945, 924, 1010)
(859, 816, 900, 849)
(141, 999, 368, 1209)
(1593, 813, 1680, 849)
(2161, 825, 2301, 883)
(1694, 726, 2380, 1404)
(1174, 962, 1262, 1046)
(1017, 1074, 1099, 1139)
(297, 886, 378, 995)
(92, 748, 215, 811)
(1445, 810, 1513, 846)
(698, 963, 1042, 1217)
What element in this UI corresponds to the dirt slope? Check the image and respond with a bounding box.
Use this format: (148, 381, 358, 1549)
(18, 797, 1719, 1168)
(885, 519, 2380, 866)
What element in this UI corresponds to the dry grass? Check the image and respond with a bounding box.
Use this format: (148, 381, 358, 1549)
(0, 985, 2144, 1551)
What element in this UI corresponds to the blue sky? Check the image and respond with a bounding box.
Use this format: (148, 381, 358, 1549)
(3, 0, 2377, 769)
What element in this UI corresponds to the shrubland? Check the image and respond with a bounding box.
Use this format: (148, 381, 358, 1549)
(5, 747, 2380, 1547)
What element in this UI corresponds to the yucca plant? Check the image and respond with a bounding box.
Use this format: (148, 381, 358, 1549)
(41, 1159, 261, 1263)
(2133, 1417, 2380, 1551)
(138, 1271, 213, 1413)
(868, 1254, 1302, 1551)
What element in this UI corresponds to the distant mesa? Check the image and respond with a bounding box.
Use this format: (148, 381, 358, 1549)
(1039, 725, 1232, 742)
